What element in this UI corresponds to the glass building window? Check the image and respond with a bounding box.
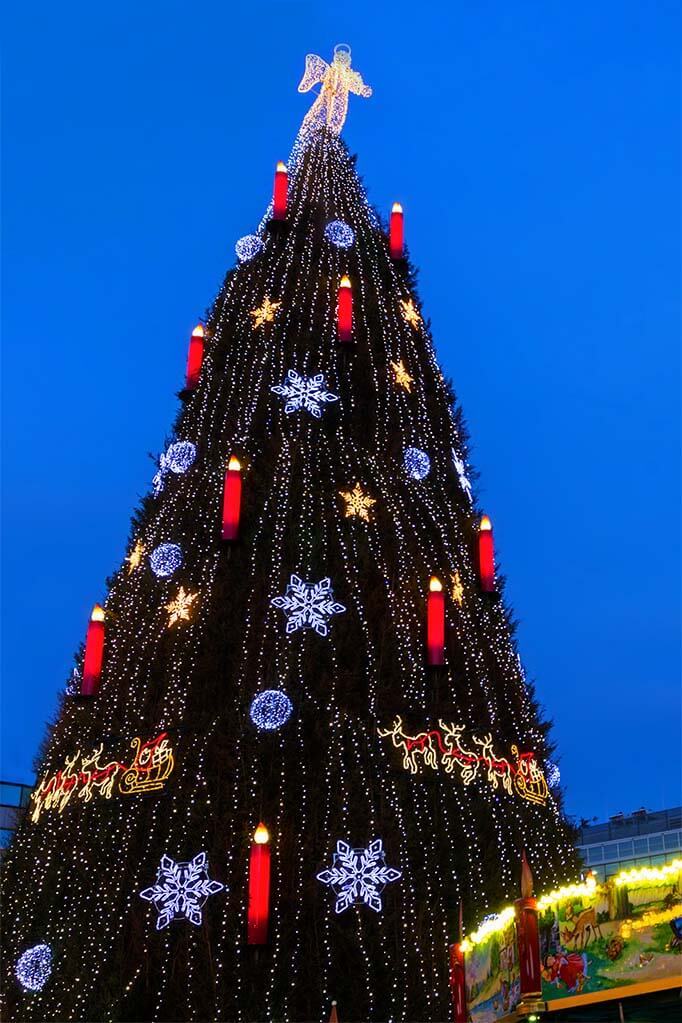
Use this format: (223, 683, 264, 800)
(648, 835, 664, 852)
(618, 841, 634, 857)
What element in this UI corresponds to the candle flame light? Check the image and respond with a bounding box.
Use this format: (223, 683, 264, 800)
(91, 604, 105, 622)
(478, 515, 495, 593)
(390, 202, 405, 259)
(185, 324, 205, 390)
(222, 455, 243, 541)
(427, 575, 445, 666)
(273, 162, 288, 221)
(254, 823, 270, 845)
(337, 276, 353, 343)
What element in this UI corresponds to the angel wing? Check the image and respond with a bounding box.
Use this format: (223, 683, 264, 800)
(348, 70, 372, 98)
(298, 53, 329, 93)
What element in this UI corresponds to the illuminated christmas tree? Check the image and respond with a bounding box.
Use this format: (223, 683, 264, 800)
(1, 45, 578, 1023)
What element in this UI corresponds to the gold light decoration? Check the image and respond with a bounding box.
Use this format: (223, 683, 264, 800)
(400, 298, 421, 329)
(298, 44, 372, 136)
(339, 482, 376, 523)
(377, 716, 548, 806)
(250, 297, 281, 329)
(125, 540, 145, 575)
(165, 586, 199, 627)
(30, 732, 175, 823)
(451, 570, 464, 606)
(390, 359, 413, 392)
(614, 858, 682, 888)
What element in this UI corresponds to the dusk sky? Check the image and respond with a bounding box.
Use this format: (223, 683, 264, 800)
(2, 0, 680, 822)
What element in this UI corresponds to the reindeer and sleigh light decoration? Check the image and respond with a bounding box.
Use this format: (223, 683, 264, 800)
(377, 716, 549, 806)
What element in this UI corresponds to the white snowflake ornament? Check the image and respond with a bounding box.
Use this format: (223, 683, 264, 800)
(271, 575, 346, 636)
(139, 852, 224, 930)
(271, 370, 339, 419)
(317, 838, 401, 913)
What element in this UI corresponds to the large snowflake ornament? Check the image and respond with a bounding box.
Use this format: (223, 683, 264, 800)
(317, 838, 402, 913)
(139, 852, 225, 930)
(271, 371, 339, 419)
(271, 575, 346, 636)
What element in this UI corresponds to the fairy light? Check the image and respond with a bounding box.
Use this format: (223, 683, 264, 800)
(614, 859, 682, 888)
(1, 105, 581, 1023)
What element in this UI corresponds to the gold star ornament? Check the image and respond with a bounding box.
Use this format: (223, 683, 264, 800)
(390, 359, 414, 392)
(125, 540, 145, 575)
(165, 586, 199, 627)
(250, 297, 281, 329)
(451, 571, 464, 607)
(400, 298, 422, 329)
(339, 483, 376, 523)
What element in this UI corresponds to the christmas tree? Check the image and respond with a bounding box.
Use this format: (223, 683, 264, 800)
(2, 46, 578, 1023)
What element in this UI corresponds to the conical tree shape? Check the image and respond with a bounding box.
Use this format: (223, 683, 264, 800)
(1, 126, 578, 1022)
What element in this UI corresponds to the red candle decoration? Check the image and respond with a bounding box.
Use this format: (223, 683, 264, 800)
(81, 604, 106, 697)
(515, 850, 542, 999)
(478, 515, 495, 593)
(273, 161, 288, 221)
(185, 324, 205, 391)
(247, 822, 271, 945)
(449, 943, 467, 1023)
(221, 455, 242, 541)
(389, 202, 404, 259)
(337, 275, 353, 343)
(426, 576, 445, 666)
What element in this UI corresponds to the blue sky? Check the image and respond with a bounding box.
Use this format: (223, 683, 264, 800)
(2, 1, 680, 821)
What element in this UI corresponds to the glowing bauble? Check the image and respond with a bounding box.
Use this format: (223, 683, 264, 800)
(324, 220, 355, 248)
(546, 762, 561, 789)
(15, 944, 52, 992)
(235, 235, 264, 262)
(250, 690, 293, 731)
(403, 447, 431, 480)
(149, 544, 183, 579)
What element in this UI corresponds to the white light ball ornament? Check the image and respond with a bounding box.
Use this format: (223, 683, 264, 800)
(546, 761, 561, 790)
(324, 219, 355, 248)
(149, 544, 184, 579)
(403, 447, 431, 480)
(250, 690, 293, 731)
(235, 235, 264, 263)
(15, 944, 52, 992)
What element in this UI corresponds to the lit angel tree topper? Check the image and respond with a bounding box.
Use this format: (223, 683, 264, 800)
(1, 44, 579, 1023)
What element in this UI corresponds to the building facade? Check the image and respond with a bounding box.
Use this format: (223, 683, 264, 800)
(577, 805, 682, 881)
(0, 782, 32, 859)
